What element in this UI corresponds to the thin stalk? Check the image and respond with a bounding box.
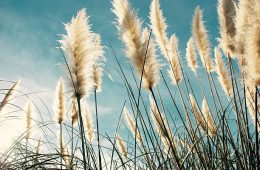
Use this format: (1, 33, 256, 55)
(256, 86, 259, 169)
(76, 95, 87, 170)
(94, 88, 102, 170)
(60, 123, 63, 170)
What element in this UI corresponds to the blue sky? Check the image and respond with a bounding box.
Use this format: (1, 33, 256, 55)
(0, 0, 225, 150)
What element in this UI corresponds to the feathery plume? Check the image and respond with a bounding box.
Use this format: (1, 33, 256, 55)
(149, 0, 169, 58)
(0, 81, 20, 112)
(83, 104, 95, 142)
(115, 133, 128, 158)
(59, 9, 97, 99)
(112, 0, 159, 89)
(93, 64, 103, 92)
(189, 94, 207, 133)
(150, 97, 173, 143)
(25, 100, 33, 140)
(245, 0, 260, 87)
(217, 0, 236, 57)
(54, 78, 65, 124)
(202, 98, 217, 137)
(192, 7, 214, 72)
(71, 99, 79, 126)
(168, 35, 182, 85)
(214, 48, 233, 96)
(186, 38, 198, 73)
(124, 107, 142, 142)
(235, 0, 252, 56)
(92, 34, 104, 92)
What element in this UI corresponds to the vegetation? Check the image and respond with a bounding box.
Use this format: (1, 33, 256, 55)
(0, 0, 259, 169)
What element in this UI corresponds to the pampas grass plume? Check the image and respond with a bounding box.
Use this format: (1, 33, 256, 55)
(0, 81, 20, 112)
(186, 38, 198, 73)
(149, 0, 169, 58)
(192, 6, 214, 72)
(115, 133, 128, 158)
(124, 107, 142, 142)
(217, 0, 236, 57)
(202, 98, 217, 137)
(214, 48, 232, 96)
(54, 78, 65, 124)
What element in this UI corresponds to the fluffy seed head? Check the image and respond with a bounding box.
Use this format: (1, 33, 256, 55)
(192, 7, 214, 72)
(202, 98, 217, 137)
(149, 0, 169, 58)
(59, 9, 97, 99)
(112, 0, 159, 90)
(70, 99, 79, 125)
(189, 94, 207, 132)
(115, 133, 128, 158)
(25, 100, 33, 140)
(83, 104, 95, 142)
(186, 38, 198, 73)
(54, 78, 65, 124)
(217, 0, 236, 57)
(214, 48, 233, 96)
(0, 81, 20, 113)
(168, 34, 182, 85)
(124, 107, 142, 142)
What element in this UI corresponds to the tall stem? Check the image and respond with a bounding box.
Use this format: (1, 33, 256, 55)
(76, 95, 87, 170)
(255, 86, 259, 169)
(95, 89, 102, 170)
(60, 123, 63, 170)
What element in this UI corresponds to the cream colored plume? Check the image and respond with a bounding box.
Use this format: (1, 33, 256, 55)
(124, 107, 142, 142)
(54, 78, 65, 124)
(115, 133, 128, 158)
(245, 0, 260, 87)
(112, 0, 159, 90)
(186, 38, 198, 73)
(235, 0, 253, 56)
(83, 104, 95, 142)
(149, 0, 169, 58)
(25, 100, 33, 140)
(0, 81, 20, 113)
(189, 94, 207, 133)
(202, 98, 217, 137)
(71, 99, 79, 126)
(192, 7, 214, 72)
(168, 35, 182, 85)
(150, 97, 173, 141)
(214, 48, 232, 96)
(217, 0, 236, 57)
(92, 34, 104, 92)
(59, 9, 98, 99)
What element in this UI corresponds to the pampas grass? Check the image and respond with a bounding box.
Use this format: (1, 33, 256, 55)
(192, 6, 214, 72)
(186, 38, 198, 73)
(112, 0, 159, 90)
(217, 0, 236, 57)
(214, 48, 232, 96)
(115, 133, 127, 158)
(59, 9, 96, 99)
(54, 78, 65, 124)
(83, 105, 95, 142)
(124, 107, 142, 142)
(168, 35, 182, 85)
(202, 98, 217, 137)
(0, 81, 20, 112)
(149, 0, 169, 58)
